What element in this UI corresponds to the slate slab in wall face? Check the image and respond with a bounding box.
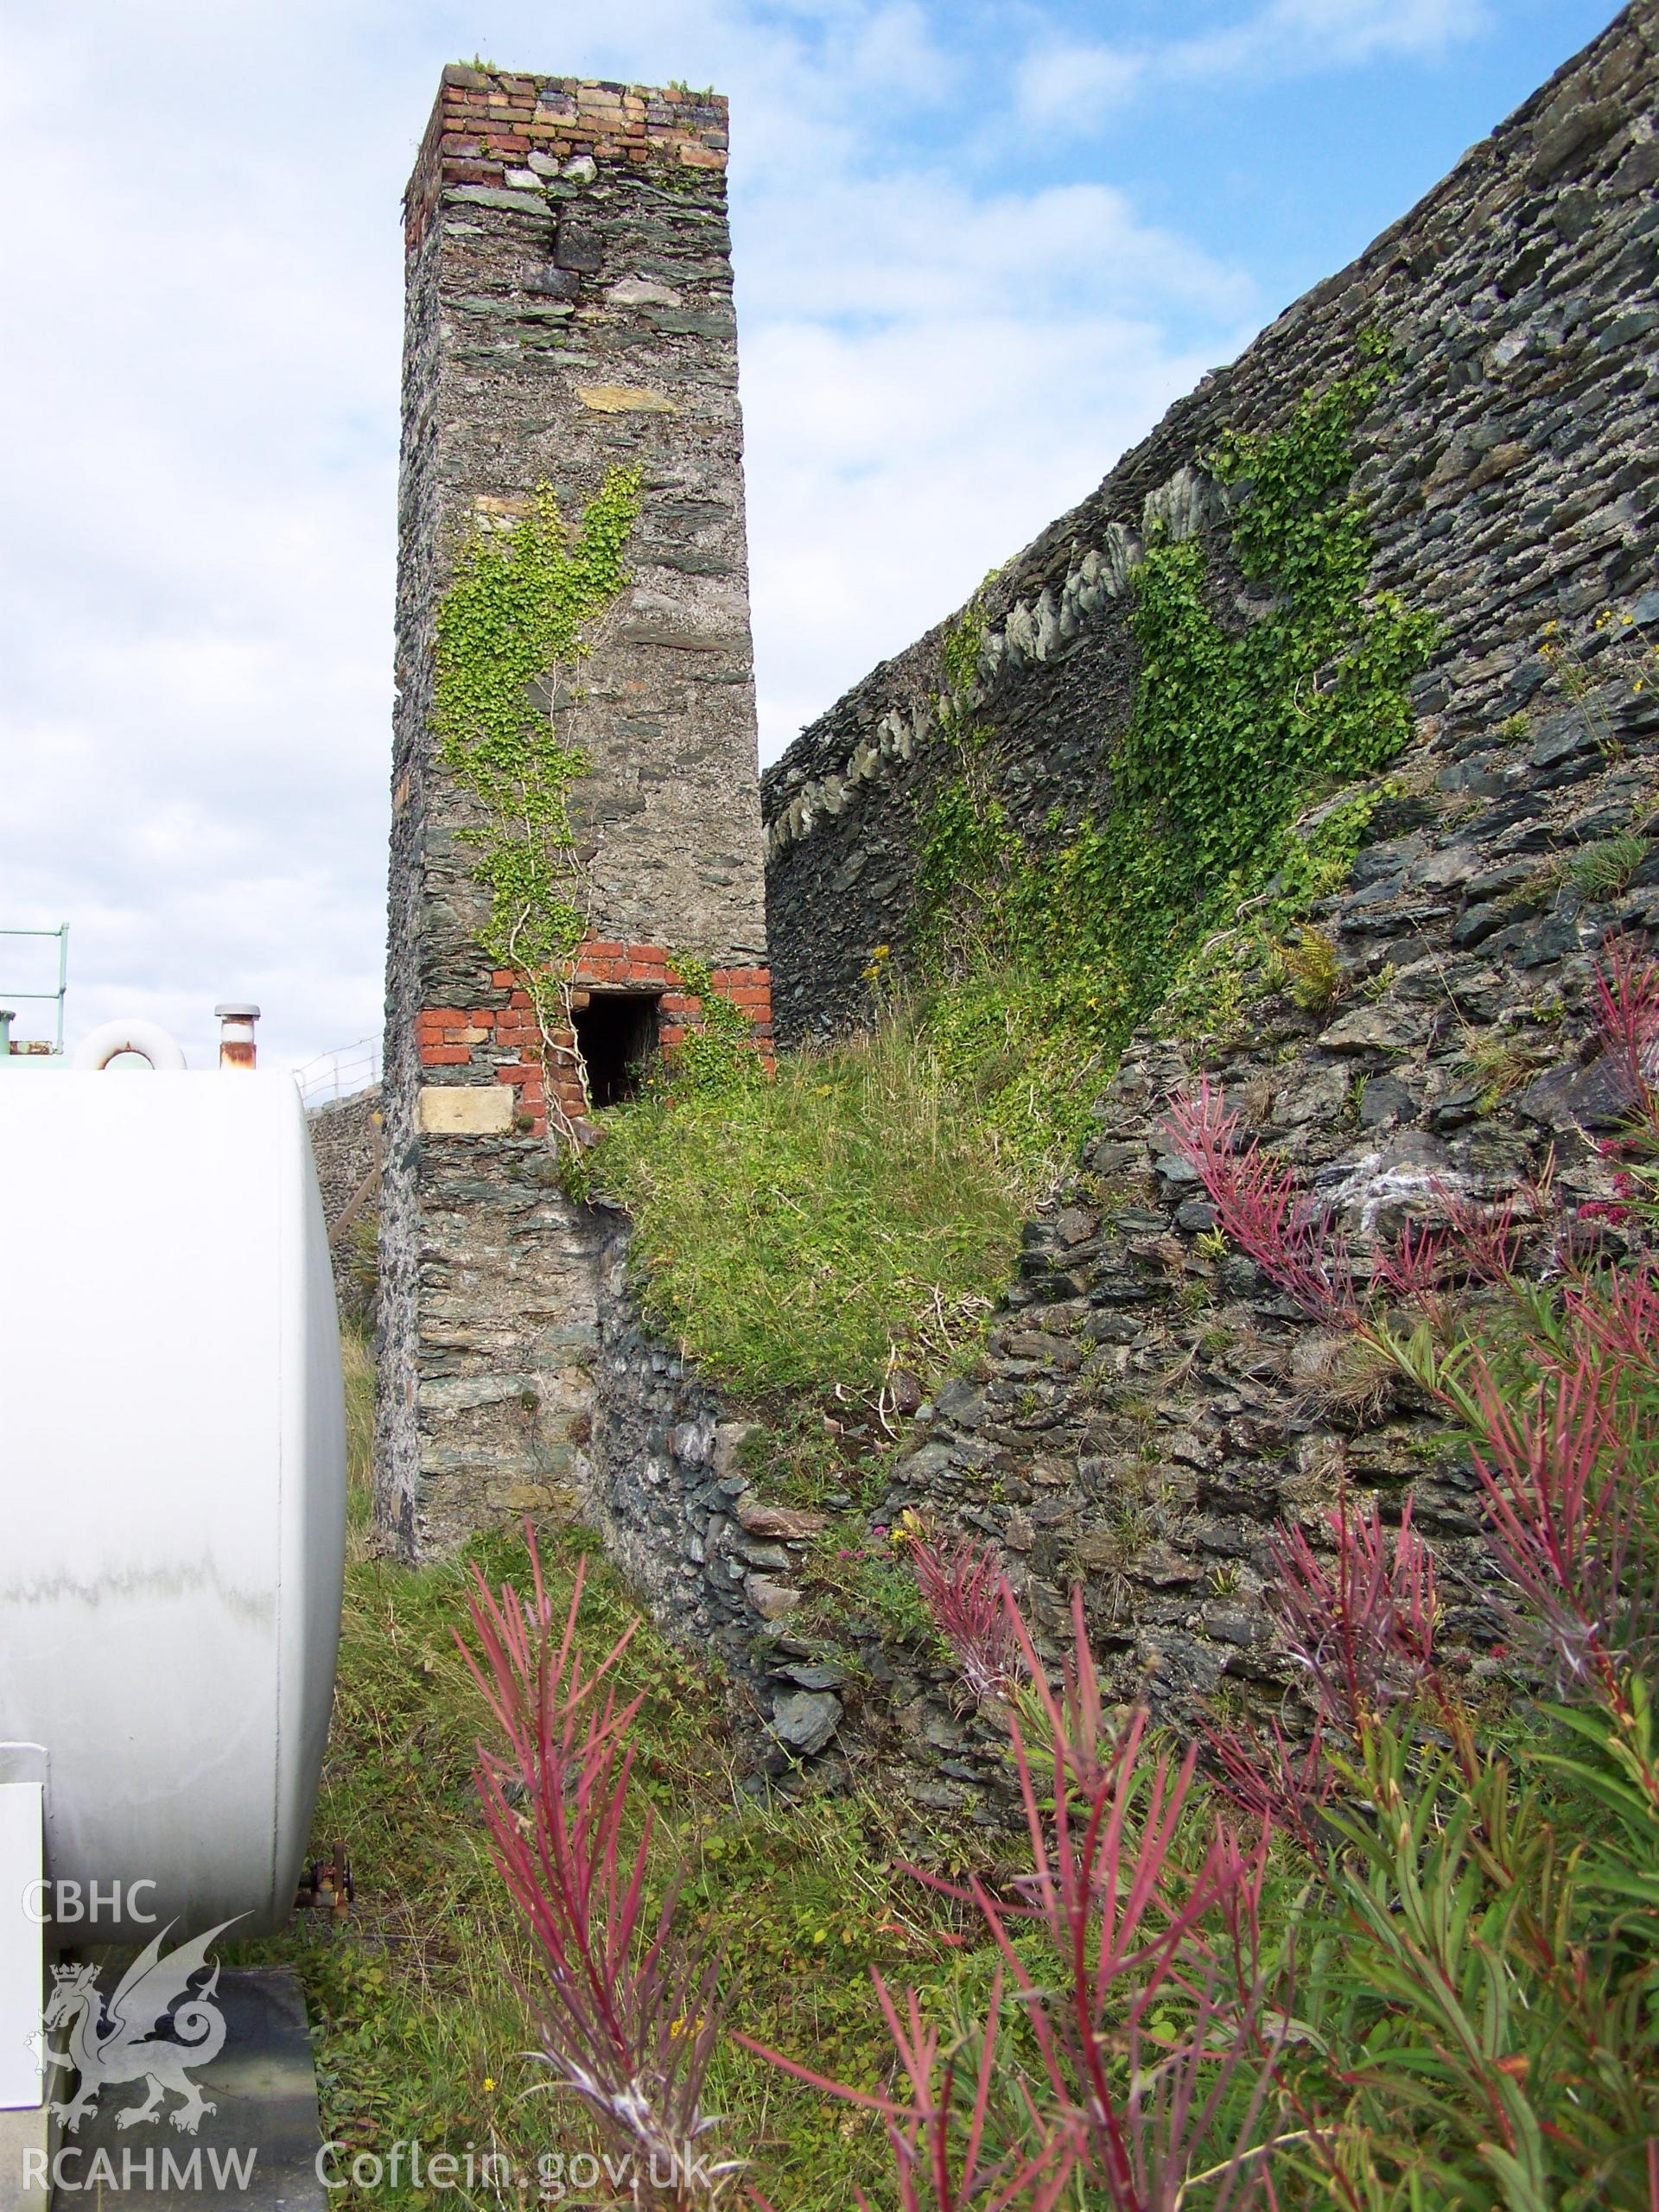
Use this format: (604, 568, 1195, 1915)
(761, 0, 1659, 1041)
(378, 70, 770, 1560)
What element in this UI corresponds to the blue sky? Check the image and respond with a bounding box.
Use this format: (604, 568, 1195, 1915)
(0, 0, 1624, 1070)
(1040, 3, 1612, 291)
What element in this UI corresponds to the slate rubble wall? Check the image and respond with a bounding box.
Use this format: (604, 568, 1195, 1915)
(592, 671, 1659, 1792)
(307, 1086, 382, 1324)
(587, 1219, 1003, 1788)
(874, 674, 1659, 1759)
(570, 5, 1659, 1787)
(585, 1215, 859, 1767)
(308, 1087, 381, 1229)
(761, 0, 1659, 1042)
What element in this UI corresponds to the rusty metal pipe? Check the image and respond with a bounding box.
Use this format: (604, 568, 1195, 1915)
(214, 1002, 260, 1071)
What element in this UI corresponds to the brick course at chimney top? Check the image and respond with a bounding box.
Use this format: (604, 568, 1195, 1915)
(404, 69, 731, 251)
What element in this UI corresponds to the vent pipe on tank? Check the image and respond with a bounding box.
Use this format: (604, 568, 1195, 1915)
(215, 1003, 260, 1071)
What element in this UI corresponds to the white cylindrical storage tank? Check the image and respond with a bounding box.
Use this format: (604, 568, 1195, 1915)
(0, 1071, 346, 1941)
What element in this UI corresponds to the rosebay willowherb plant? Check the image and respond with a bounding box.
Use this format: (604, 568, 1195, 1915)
(909, 1535, 1020, 1704)
(747, 1588, 1287, 2212)
(1158, 944, 1659, 2204)
(1268, 1496, 1440, 1735)
(455, 944, 1659, 2209)
(460, 1539, 738, 2209)
(1202, 1497, 1442, 1857)
(747, 1968, 1082, 2212)
(1593, 932, 1659, 1119)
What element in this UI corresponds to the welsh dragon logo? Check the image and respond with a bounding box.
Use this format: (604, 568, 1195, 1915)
(43, 1918, 240, 2135)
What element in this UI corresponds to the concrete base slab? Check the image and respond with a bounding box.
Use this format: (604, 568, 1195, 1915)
(58, 1969, 324, 2211)
(0, 2101, 53, 2212)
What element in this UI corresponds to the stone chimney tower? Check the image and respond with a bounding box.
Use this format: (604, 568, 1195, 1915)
(378, 67, 770, 1559)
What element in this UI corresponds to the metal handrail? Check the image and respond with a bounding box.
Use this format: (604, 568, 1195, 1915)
(0, 924, 68, 1052)
(293, 1036, 383, 1110)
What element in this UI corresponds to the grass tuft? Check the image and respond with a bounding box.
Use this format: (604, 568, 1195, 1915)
(591, 1005, 1050, 1399)
(1569, 831, 1648, 899)
(342, 1325, 375, 1563)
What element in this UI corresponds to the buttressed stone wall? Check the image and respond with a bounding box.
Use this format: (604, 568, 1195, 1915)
(762, 1, 1659, 1039)
(378, 67, 769, 1560)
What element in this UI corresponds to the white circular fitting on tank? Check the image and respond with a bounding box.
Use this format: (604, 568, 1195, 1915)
(69, 1017, 188, 1071)
(0, 1071, 346, 1942)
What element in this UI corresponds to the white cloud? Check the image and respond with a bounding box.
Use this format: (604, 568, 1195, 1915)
(1015, 41, 1145, 134)
(743, 309, 1238, 748)
(0, 0, 1260, 1071)
(1012, 0, 1488, 142)
(1248, 0, 1488, 63)
(1173, 0, 1488, 77)
(734, 165, 1254, 746)
(738, 167, 1250, 324)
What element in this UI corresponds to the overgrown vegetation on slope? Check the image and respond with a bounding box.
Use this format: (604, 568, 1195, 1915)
(584, 1006, 1041, 1397)
(280, 951, 1659, 2205)
(908, 344, 1432, 1145)
(437, 946, 1659, 2212)
(311, 340, 1659, 2208)
(587, 349, 1433, 1404)
(236, 1351, 987, 2207)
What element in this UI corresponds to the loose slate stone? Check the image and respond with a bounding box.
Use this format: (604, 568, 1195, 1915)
(443, 184, 553, 216)
(771, 1688, 842, 1755)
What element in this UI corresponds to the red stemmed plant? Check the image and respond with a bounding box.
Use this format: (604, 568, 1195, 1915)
(1593, 932, 1659, 1126)
(1370, 1214, 1449, 1307)
(745, 1587, 1286, 2211)
(1205, 1714, 1333, 1856)
(1165, 1084, 1359, 1326)
(748, 1970, 1081, 2212)
(1560, 1267, 1659, 1382)
(1205, 1497, 1440, 1847)
(1168, 1081, 1529, 1339)
(1268, 1497, 1440, 1736)
(910, 1534, 1021, 1704)
(1462, 1350, 1659, 1794)
(460, 1537, 737, 2209)
(1163, 941, 1659, 1832)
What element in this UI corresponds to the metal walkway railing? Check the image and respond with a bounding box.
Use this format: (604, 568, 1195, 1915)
(293, 1036, 382, 1110)
(0, 923, 68, 1054)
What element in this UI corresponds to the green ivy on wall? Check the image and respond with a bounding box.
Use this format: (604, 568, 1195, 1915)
(1107, 342, 1430, 947)
(908, 342, 1436, 1159)
(913, 587, 1023, 976)
(432, 469, 642, 1127)
(566, 348, 1437, 1398)
(664, 954, 766, 1098)
(913, 574, 1038, 976)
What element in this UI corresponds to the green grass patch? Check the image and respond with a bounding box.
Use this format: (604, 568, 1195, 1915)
(588, 1007, 1044, 1400)
(1569, 830, 1648, 898)
(342, 1325, 375, 1561)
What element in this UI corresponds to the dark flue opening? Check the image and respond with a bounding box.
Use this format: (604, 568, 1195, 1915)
(573, 991, 660, 1107)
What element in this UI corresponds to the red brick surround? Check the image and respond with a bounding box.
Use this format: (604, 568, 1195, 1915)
(416, 941, 772, 1139)
(406, 67, 728, 249)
